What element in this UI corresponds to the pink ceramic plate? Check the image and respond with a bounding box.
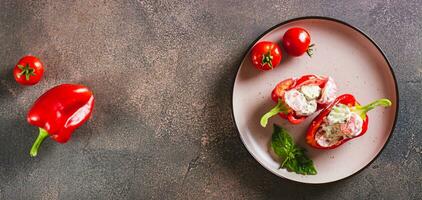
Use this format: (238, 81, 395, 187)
(232, 17, 398, 184)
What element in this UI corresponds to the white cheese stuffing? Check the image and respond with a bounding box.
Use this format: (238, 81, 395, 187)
(284, 89, 318, 116)
(315, 104, 364, 147)
(344, 113, 363, 137)
(315, 126, 343, 147)
(327, 104, 351, 124)
(318, 77, 337, 104)
(282, 76, 336, 118)
(300, 85, 321, 100)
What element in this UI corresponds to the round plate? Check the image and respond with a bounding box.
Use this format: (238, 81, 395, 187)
(232, 17, 398, 184)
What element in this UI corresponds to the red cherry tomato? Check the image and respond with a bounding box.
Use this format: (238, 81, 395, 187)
(250, 41, 282, 70)
(13, 55, 44, 85)
(282, 27, 314, 57)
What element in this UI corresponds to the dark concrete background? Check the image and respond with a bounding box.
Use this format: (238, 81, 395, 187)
(0, 0, 420, 199)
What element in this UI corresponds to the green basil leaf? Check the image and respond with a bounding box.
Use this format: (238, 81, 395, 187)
(271, 125, 317, 175)
(271, 125, 294, 158)
(292, 147, 317, 175)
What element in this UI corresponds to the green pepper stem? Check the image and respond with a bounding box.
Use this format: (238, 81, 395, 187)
(260, 100, 288, 127)
(354, 98, 392, 119)
(30, 128, 49, 157)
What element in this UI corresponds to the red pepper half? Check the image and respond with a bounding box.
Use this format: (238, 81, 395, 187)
(260, 75, 332, 126)
(306, 94, 392, 149)
(28, 84, 95, 157)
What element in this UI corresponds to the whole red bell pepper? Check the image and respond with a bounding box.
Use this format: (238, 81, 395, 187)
(306, 94, 391, 149)
(260, 75, 336, 126)
(28, 84, 95, 157)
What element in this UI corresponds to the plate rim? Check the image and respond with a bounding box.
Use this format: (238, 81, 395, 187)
(230, 16, 399, 184)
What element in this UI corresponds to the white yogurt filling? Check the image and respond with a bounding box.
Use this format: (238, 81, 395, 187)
(283, 76, 337, 117)
(318, 77, 337, 104)
(300, 85, 321, 100)
(315, 104, 364, 147)
(327, 104, 351, 124)
(284, 88, 318, 116)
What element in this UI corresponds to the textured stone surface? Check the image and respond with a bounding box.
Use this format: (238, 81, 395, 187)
(0, 0, 420, 199)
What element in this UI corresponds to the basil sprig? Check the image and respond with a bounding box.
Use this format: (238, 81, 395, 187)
(271, 125, 317, 175)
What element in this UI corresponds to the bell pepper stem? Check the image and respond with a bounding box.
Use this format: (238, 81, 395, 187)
(30, 128, 49, 157)
(260, 100, 288, 127)
(354, 98, 392, 119)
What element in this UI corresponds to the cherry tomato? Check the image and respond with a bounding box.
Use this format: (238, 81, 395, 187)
(250, 41, 282, 70)
(282, 27, 314, 57)
(13, 55, 44, 85)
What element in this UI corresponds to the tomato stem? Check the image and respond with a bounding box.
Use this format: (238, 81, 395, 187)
(306, 44, 315, 57)
(261, 51, 273, 69)
(17, 64, 36, 81)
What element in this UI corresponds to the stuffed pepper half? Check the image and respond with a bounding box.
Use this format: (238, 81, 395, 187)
(261, 74, 337, 126)
(306, 94, 392, 149)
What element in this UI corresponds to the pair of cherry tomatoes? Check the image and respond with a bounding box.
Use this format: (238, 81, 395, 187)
(250, 27, 314, 71)
(13, 55, 45, 85)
